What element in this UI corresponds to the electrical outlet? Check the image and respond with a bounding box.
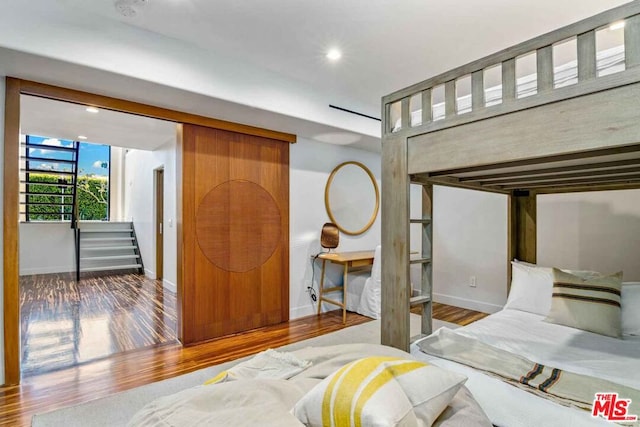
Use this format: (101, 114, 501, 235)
(470, 276, 477, 287)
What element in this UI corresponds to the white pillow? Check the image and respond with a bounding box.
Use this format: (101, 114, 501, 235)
(504, 261, 553, 316)
(622, 282, 640, 336)
(505, 260, 607, 316)
(292, 356, 466, 427)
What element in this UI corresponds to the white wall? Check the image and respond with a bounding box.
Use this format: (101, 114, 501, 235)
(0, 75, 6, 384)
(109, 147, 126, 221)
(290, 138, 382, 318)
(432, 186, 508, 313)
(123, 139, 178, 291)
(538, 189, 640, 280)
(0, 2, 379, 140)
(19, 223, 75, 275)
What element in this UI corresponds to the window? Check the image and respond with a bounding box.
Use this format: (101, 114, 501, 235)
(23, 135, 110, 221)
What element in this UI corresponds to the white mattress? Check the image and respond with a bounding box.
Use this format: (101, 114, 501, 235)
(411, 309, 640, 427)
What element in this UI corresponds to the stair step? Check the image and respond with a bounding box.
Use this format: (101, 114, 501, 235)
(81, 237, 135, 242)
(21, 168, 75, 176)
(80, 264, 143, 272)
(21, 156, 77, 165)
(20, 201, 74, 206)
(21, 192, 73, 197)
(20, 180, 74, 187)
(80, 229, 132, 233)
(21, 211, 72, 215)
(81, 246, 137, 251)
(80, 255, 140, 261)
(22, 143, 77, 153)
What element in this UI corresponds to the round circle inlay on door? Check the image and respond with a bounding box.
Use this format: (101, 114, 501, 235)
(195, 180, 282, 273)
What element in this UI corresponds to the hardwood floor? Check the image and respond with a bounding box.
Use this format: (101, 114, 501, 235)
(432, 302, 488, 326)
(1, 302, 486, 427)
(19, 272, 177, 376)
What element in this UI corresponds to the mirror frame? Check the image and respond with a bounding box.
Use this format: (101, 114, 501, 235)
(324, 161, 380, 236)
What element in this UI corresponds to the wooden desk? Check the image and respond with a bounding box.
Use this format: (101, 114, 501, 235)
(316, 250, 375, 324)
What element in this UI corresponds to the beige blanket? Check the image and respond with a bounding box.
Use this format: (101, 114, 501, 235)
(418, 328, 640, 424)
(128, 343, 491, 427)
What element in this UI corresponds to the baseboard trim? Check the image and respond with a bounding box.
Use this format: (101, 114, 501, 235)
(162, 279, 177, 293)
(144, 269, 156, 280)
(433, 293, 503, 314)
(19, 266, 75, 275)
(290, 291, 342, 319)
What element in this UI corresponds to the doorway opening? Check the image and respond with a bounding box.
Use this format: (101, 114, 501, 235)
(18, 95, 178, 376)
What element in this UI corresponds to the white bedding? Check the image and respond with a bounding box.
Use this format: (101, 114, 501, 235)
(412, 309, 640, 427)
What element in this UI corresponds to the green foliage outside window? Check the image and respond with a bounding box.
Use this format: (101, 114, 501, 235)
(26, 174, 108, 221)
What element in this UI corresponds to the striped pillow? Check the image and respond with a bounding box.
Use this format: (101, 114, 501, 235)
(545, 268, 623, 338)
(292, 356, 466, 427)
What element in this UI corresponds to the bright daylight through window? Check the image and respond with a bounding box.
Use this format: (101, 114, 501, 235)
(24, 135, 111, 222)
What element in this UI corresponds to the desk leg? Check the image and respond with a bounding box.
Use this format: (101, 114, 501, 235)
(317, 259, 327, 315)
(342, 263, 348, 324)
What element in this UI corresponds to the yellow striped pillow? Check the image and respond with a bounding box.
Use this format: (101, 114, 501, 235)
(292, 356, 466, 427)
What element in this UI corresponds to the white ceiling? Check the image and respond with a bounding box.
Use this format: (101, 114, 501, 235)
(56, 0, 631, 116)
(6, 0, 632, 153)
(20, 95, 177, 151)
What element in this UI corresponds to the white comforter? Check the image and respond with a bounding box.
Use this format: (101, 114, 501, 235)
(412, 309, 640, 427)
(129, 343, 492, 427)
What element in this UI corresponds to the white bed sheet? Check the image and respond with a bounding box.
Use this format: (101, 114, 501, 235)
(411, 309, 640, 427)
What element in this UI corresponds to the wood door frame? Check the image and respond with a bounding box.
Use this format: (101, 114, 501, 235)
(155, 167, 164, 281)
(3, 78, 296, 385)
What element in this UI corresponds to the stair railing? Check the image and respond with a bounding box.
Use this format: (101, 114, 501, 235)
(130, 222, 145, 275)
(72, 140, 81, 281)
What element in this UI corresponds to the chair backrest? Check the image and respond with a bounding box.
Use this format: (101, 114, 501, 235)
(320, 223, 339, 249)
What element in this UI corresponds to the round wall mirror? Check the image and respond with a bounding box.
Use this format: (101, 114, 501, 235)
(325, 161, 380, 235)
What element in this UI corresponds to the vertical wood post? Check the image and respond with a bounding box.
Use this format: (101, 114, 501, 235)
(537, 46, 554, 92)
(509, 190, 537, 266)
(626, 14, 640, 68)
(471, 70, 484, 111)
(502, 59, 516, 102)
(444, 81, 456, 117)
(381, 130, 410, 351)
(3, 77, 20, 385)
(421, 184, 433, 335)
(400, 97, 410, 130)
(421, 89, 432, 125)
(577, 31, 597, 81)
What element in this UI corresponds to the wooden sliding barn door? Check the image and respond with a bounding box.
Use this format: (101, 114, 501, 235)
(179, 124, 289, 344)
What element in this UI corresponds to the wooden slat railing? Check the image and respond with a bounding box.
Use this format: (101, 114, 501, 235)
(383, 1, 640, 136)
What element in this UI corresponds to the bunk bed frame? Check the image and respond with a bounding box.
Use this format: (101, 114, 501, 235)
(381, 1, 640, 352)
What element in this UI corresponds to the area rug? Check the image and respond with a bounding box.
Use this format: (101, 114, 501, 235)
(32, 316, 458, 427)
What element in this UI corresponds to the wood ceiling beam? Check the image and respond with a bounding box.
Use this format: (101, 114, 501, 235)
(428, 144, 640, 177)
(477, 165, 640, 186)
(498, 174, 640, 190)
(459, 158, 640, 182)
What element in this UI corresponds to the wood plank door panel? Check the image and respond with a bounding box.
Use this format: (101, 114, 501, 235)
(180, 124, 289, 344)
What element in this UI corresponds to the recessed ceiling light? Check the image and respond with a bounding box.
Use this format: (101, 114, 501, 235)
(86, 106, 100, 113)
(609, 21, 625, 31)
(78, 135, 88, 140)
(326, 48, 342, 61)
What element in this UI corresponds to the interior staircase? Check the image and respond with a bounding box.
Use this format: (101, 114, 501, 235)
(78, 221, 144, 278)
(20, 135, 145, 280)
(20, 136, 80, 225)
